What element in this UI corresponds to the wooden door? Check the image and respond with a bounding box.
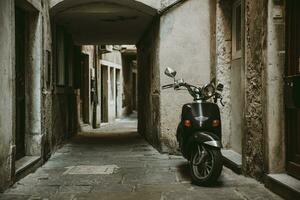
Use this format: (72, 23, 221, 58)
(15, 7, 26, 160)
(286, 0, 300, 179)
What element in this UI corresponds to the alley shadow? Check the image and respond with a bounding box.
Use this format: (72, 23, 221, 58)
(71, 130, 141, 146)
(177, 162, 191, 181)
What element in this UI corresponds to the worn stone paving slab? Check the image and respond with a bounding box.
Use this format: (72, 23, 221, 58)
(0, 119, 282, 200)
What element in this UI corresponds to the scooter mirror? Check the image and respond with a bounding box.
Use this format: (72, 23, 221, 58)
(164, 67, 177, 78)
(178, 78, 184, 83)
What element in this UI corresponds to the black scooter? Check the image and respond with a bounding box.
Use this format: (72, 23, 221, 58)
(162, 67, 224, 186)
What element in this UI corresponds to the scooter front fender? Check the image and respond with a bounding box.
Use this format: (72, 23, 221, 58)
(192, 131, 223, 148)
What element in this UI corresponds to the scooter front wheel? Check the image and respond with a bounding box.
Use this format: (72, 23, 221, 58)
(190, 144, 223, 186)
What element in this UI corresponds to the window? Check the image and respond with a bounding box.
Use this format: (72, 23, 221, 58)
(232, 0, 242, 59)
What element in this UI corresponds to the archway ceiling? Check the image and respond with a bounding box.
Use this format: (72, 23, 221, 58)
(53, 2, 157, 44)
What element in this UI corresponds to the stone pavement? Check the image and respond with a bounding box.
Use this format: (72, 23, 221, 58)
(0, 118, 282, 200)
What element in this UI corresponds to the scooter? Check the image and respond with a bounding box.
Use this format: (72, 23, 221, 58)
(162, 67, 224, 186)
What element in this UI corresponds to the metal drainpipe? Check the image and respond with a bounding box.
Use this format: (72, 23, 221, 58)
(158, 0, 190, 16)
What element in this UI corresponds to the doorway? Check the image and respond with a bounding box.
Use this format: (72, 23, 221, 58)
(15, 7, 26, 160)
(101, 65, 109, 123)
(230, 0, 243, 154)
(285, 0, 300, 180)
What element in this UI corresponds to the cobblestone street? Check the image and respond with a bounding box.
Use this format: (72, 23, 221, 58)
(0, 118, 282, 200)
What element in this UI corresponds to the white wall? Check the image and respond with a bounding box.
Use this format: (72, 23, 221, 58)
(100, 49, 123, 123)
(159, 0, 214, 151)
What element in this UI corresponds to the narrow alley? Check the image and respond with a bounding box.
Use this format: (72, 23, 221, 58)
(1, 118, 281, 200)
(1, 0, 300, 199)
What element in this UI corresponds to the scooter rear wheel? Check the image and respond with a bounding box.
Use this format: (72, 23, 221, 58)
(190, 145, 223, 186)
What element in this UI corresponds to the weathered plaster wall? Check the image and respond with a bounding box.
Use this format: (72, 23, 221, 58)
(41, 0, 55, 161)
(215, 0, 245, 155)
(159, 0, 214, 152)
(115, 67, 123, 118)
(243, 0, 268, 179)
(215, 0, 286, 179)
(215, 0, 232, 149)
(25, 11, 43, 156)
(81, 45, 94, 124)
(137, 18, 162, 151)
(0, 1, 56, 191)
(100, 49, 123, 122)
(108, 67, 116, 122)
(102, 50, 122, 66)
(0, 0, 15, 192)
(265, 0, 285, 174)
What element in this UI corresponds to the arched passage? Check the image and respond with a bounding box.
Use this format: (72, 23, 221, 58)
(48, 0, 163, 152)
(48, 0, 215, 154)
(50, 0, 158, 44)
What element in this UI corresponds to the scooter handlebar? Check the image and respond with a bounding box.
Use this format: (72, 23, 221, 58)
(162, 84, 174, 89)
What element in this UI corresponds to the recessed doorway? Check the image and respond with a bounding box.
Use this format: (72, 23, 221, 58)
(15, 7, 26, 160)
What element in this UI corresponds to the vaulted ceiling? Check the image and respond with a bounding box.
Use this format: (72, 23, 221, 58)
(51, 0, 158, 44)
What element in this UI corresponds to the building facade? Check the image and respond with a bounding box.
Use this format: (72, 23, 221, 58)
(79, 45, 130, 130)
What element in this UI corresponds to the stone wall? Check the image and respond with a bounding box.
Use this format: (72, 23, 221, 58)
(25, 5, 43, 157)
(137, 17, 162, 151)
(0, 0, 58, 191)
(243, 0, 268, 179)
(215, 0, 232, 149)
(214, 0, 286, 180)
(41, 0, 55, 161)
(0, 0, 15, 192)
(81, 45, 94, 124)
(264, 0, 285, 174)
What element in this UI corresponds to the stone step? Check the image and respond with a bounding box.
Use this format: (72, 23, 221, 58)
(221, 149, 242, 174)
(15, 156, 41, 181)
(265, 173, 300, 200)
